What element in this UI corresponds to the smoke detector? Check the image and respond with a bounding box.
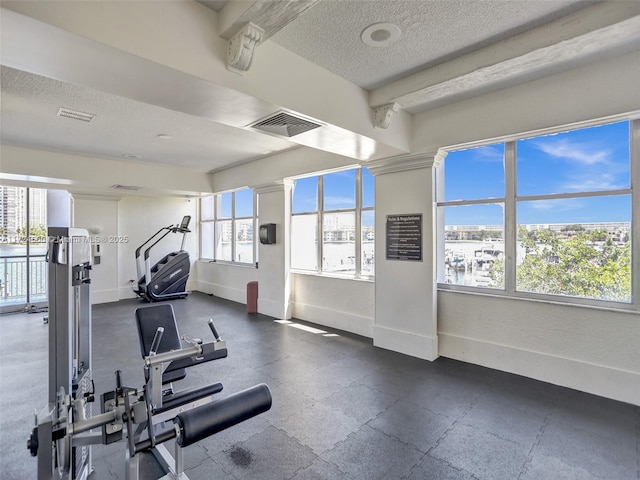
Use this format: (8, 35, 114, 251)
(361, 23, 401, 47)
(248, 111, 322, 138)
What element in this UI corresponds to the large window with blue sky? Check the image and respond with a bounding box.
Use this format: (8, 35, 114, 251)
(291, 167, 374, 277)
(200, 188, 255, 265)
(437, 118, 637, 307)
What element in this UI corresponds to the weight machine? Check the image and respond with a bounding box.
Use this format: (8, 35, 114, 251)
(28, 228, 272, 479)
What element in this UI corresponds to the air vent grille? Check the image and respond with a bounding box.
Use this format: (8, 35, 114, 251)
(111, 184, 142, 191)
(250, 112, 322, 138)
(57, 107, 96, 123)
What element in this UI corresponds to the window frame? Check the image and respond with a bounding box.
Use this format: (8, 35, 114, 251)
(199, 188, 257, 267)
(436, 116, 639, 311)
(291, 167, 374, 280)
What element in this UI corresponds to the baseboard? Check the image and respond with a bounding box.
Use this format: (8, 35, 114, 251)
(372, 325, 439, 361)
(439, 333, 640, 406)
(292, 301, 373, 338)
(258, 298, 291, 320)
(119, 286, 137, 300)
(196, 280, 245, 304)
(91, 289, 120, 304)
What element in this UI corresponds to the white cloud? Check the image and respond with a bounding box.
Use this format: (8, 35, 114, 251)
(525, 198, 584, 211)
(324, 196, 354, 207)
(561, 173, 626, 192)
(532, 138, 611, 165)
(473, 145, 504, 162)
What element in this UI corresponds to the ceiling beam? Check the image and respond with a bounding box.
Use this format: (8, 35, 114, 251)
(218, 0, 320, 41)
(369, 2, 640, 114)
(219, 0, 321, 74)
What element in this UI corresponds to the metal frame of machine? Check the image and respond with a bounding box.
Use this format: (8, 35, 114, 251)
(28, 227, 272, 480)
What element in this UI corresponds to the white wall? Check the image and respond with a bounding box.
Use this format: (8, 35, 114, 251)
(438, 292, 640, 405)
(371, 159, 439, 361)
(73, 195, 120, 304)
(256, 182, 292, 319)
(195, 261, 257, 304)
(291, 273, 374, 338)
(46, 190, 73, 228)
(412, 49, 640, 152)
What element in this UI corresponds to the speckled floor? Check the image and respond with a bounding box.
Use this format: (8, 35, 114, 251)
(1, 292, 638, 479)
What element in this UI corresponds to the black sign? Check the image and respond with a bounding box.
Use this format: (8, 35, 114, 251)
(386, 214, 422, 261)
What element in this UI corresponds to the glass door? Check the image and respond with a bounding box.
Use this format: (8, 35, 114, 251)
(0, 186, 48, 313)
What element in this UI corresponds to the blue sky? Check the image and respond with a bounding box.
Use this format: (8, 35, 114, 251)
(292, 169, 374, 214)
(444, 120, 631, 225)
(290, 121, 631, 227)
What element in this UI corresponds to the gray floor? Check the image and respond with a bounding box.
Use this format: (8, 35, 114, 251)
(1, 292, 638, 480)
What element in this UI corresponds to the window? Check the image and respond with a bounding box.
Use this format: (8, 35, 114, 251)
(200, 188, 255, 265)
(437, 119, 637, 307)
(0, 186, 48, 312)
(291, 167, 374, 277)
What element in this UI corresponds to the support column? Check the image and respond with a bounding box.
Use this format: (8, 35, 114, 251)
(367, 152, 445, 361)
(254, 181, 293, 319)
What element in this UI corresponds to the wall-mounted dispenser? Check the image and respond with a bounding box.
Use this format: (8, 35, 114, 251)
(259, 223, 276, 245)
(89, 227, 102, 265)
(92, 242, 101, 265)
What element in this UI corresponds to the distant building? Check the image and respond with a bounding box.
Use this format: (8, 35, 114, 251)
(444, 222, 630, 242)
(0, 186, 47, 238)
(0, 186, 18, 237)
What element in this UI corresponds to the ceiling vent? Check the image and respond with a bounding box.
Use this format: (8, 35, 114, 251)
(57, 107, 96, 123)
(249, 111, 322, 138)
(111, 184, 142, 191)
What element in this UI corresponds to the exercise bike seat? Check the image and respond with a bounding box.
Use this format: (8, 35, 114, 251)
(135, 304, 187, 384)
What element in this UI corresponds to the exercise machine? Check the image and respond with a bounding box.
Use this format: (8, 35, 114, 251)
(28, 227, 272, 479)
(134, 216, 192, 302)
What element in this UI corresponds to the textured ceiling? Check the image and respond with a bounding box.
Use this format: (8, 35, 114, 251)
(0, 67, 296, 173)
(0, 0, 623, 178)
(271, 0, 593, 89)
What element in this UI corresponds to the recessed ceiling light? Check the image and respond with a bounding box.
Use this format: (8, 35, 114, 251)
(361, 23, 401, 47)
(157, 134, 173, 140)
(122, 154, 141, 159)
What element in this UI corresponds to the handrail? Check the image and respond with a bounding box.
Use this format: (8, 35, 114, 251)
(135, 226, 173, 258)
(143, 230, 174, 261)
(135, 226, 173, 280)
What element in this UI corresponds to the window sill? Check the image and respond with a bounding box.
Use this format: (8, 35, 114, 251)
(198, 259, 257, 269)
(291, 269, 375, 283)
(437, 283, 638, 315)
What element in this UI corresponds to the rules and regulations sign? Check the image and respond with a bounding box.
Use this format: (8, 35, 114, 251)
(385, 214, 423, 261)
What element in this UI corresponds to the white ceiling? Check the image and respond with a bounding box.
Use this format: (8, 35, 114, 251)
(270, 0, 593, 89)
(0, 66, 297, 173)
(0, 0, 635, 177)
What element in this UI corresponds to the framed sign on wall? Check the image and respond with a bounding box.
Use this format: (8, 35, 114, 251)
(385, 214, 422, 261)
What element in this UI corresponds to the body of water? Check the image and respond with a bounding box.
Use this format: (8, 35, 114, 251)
(0, 243, 48, 307)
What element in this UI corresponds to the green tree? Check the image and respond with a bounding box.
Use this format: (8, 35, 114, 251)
(488, 256, 505, 288)
(29, 224, 47, 242)
(517, 231, 630, 302)
(487, 229, 630, 301)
